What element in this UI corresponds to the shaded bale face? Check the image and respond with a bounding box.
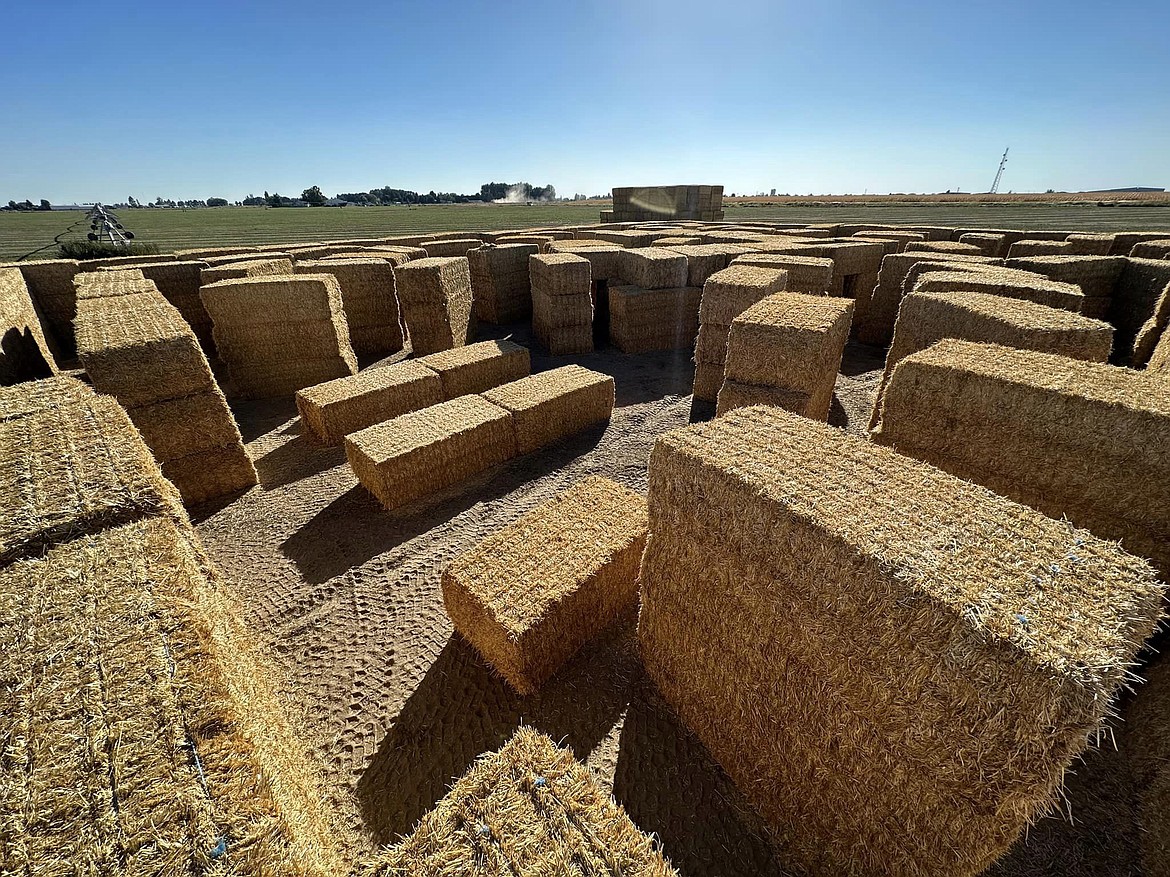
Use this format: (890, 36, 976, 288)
(608, 285, 702, 354)
(0, 267, 57, 384)
(481, 365, 615, 455)
(638, 405, 1163, 877)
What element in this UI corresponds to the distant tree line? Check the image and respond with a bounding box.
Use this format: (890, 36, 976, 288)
(2, 199, 52, 211)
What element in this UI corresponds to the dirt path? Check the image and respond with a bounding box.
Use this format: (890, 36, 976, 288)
(195, 328, 1139, 876)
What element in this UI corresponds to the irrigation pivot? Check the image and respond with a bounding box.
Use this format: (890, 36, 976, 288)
(86, 203, 137, 246)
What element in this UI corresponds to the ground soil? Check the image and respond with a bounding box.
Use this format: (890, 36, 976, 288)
(195, 321, 1143, 876)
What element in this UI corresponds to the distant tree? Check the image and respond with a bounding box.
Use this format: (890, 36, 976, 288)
(206, 197, 229, 207)
(38, 199, 51, 211)
(242, 194, 265, 206)
(301, 185, 326, 206)
(127, 196, 141, 208)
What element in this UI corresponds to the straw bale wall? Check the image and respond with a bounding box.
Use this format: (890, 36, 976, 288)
(468, 244, 539, 323)
(394, 256, 474, 355)
(637, 405, 1163, 876)
(608, 285, 701, 353)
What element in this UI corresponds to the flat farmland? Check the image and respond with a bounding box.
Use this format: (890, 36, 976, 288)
(2, 199, 1169, 262)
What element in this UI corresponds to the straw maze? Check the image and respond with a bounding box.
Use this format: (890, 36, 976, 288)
(1, 215, 1169, 877)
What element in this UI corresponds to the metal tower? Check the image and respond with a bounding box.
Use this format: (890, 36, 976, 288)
(85, 204, 136, 246)
(989, 147, 1009, 194)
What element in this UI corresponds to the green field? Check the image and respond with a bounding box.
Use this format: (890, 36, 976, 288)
(2, 201, 1169, 262)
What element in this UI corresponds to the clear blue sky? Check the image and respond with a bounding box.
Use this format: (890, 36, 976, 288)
(4, 0, 1168, 202)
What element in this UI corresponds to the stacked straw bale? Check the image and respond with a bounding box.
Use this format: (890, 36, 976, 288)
(78, 267, 148, 292)
(1004, 254, 1123, 318)
(729, 254, 834, 294)
(345, 394, 516, 510)
(1130, 239, 1170, 260)
(1065, 232, 1116, 256)
(637, 405, 1164, 877)
(200, 275, 358, 399)
(0, 267, 56, 384)
(0, 504, 344, 873)
(1109, 231, 1170, 255)
(1008, 239, 1076, 258)
(394, 256, 475, 356)
(692, 265, 788, 401)
(482, 365, 615, 454)
(297, 361, 442, 445)
(660, 244, 752, 287)
(174, 245, 260, 260)
(855, 251, 999, 346)
(579, 229, 662, 248)
(364, 727, 677, 876)
(419, 339, 530, 398)
(199, 257, 293, 285)
(653, 235, 702, 246)
(617, 247, 689, 289)
(442, 476, 648, 693)
(957, 232, 1010, 257)
(467, 243, 539, 323)
(911, 267, 1087, 312)
(547, 240, 624, 283)
(872, 339, 1170, 576)
(0, 380, 183, 566)
(202, 251, 293, 267)
(904, 240, 983, 255)
(873, 289, 1114, 425)
(295, 258, 404, 358)
(852, 230, 925, 251)
(115, 261, 215, 348)
(6, 258, 80, 357)
(608, 285, 702, 353)
(76, 286, 255, 504)
(421, 238, 483, 258)
(1109, 257, 1170, 366)
(718, 293, 852, 420)
(530, 253, 594, 354)
(1150, 327, 1170, 374)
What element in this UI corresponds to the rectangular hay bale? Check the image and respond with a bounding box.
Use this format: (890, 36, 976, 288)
(608, 285, 701, 353)
(482, 365, 615, 455)
(0, 267, 56, 384)
(345, 394, 516, 510)
(617, 247, 689, 289)
(419, 339, 531, 399)
(394, 257, 474, 355)
(638, 405, 1164, 877)
(296, 361, 443, 445)
(442, 475, 647, 693)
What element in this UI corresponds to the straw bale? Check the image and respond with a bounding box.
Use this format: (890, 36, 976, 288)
(213, 320, 357, 364)
(394, 257, 474, 355)
(1106, 232, 1169, 256)
(345, 394, 516, 510)
(1002, 254, 1124, 317)
(113, 260, 215, 347)
(0, 375, 88, 421)
(873, 289, 1114, 429)
(173, 245, 260, 259)
(533, 319, 594, 355)
(296, 361, 441, 445)
(715, 380, 813, 418)
(531, 292, 594, 330)
(724, 293, 852, 420)
(1065, 233, 1116, 256)
(365, 727, 676, 876)
(691, 361, 725, 402)
(468, 244, 539, 323)
(873, 339, 1170, 573)
(729, 254, 833, 294)
(903, 241, 982, 255)
(442, 476, 647, 693)
(76, 292, 217, 408)
(579, 229, 661, 248)
(912, 267, 1087, 312)
(482, 365, 615, 455)
(616, 247, 689, 289)
(201, 251, 293, 267)
(295, 258, 404, 356)
(79, 253, 177, 270)
(126, 387, 243, 461)
(859, 251, 1006, 346)
(420, 339, 530, 399)
(957, 232, 1010, 257)
(852, 231, 925, 251)
(493, 234, 555, 250)
(608, 285, 702, 353)
(698, 265, 788, 326)
(1008, 240, 1076, 258)
(201, 273, 355, 342)
(652, 236, 702, 246)
(199, 257, 293, 285)
(421, 238, 484, 258)
(84, 266, 147, 282)
(160, 442, 258, 505)
(0, 267, 56, 384)
(693, 322, 730, 365)
(1124, 653, 1170, 876)
(0, 515, 344, 874)
(7, 259, 80, 356)
(0, 387, 183, 566)
(638, 405, 1164, 877)
(530, 253, 591, 297)
(1130, 239, 1170, 260)
(546, 241, 624, 281)
(1111, 257, 1170, 366)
